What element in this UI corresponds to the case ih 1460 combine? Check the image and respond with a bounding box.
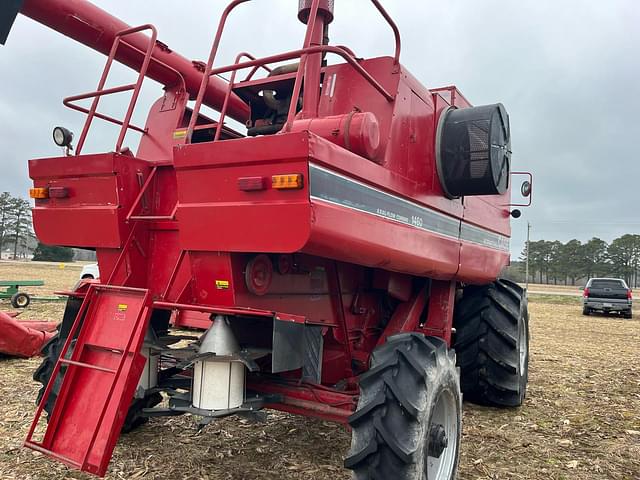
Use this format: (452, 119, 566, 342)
(2, 1, 532, 478)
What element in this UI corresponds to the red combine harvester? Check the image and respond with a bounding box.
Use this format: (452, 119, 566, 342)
(2, 1, 532, 478)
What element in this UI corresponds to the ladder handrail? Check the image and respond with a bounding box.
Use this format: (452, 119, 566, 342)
(64, 24, 185, 155)
(24, 286, 96, 448)
(187, 0, 400, 143)
(125, 166, 178, 222)
(212, 46, 394, 141)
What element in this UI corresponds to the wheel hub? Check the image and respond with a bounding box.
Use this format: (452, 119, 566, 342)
(428, 424, 448, 458)
(519, 319, 527, 375)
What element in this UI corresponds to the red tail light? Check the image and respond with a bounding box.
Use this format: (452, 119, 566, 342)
(583, 287, 589, 298)
(628, 290, 633, 300)
(48, 186, 70, 198)
(237, 176, 266, 192)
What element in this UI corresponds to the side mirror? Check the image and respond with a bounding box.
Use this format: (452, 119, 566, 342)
(509, 172, 532, 207)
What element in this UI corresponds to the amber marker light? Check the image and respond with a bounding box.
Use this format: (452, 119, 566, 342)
(29, 187, 49, 199)
(272, 174, 304, 190)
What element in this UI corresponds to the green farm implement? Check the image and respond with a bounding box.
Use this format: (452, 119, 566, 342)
(0, 280, 65, 308)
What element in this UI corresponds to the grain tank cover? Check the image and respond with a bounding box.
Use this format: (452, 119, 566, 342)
(437, 103, 511, 198)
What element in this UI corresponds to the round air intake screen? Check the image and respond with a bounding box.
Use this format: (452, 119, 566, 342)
(437, 103, 511, 198)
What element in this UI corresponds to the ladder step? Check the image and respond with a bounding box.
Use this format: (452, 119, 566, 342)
(128, 215, 175, 221)
(58, 358, 117, 374)
(23, 441, 82, 468)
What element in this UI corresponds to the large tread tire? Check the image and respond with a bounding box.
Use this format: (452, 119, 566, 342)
(33, 299, 166, 433)
(453, 279, 529, 407)
(345, 334, 461, 480)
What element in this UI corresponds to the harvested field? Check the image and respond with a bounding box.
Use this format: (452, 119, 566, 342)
(1, 261, 639, 479)
(0, 260, 84, 321)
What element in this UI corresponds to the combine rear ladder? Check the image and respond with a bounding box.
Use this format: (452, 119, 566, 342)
(24, 285, 152, 477)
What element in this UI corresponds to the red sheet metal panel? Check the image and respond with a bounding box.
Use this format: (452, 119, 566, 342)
(0, 311, 56, 358)
(174, 133, 313, 253)
(25, 286, 151, 477)
(29, 153, 151, 248)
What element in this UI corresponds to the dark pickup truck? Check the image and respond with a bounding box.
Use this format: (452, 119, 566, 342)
(583, 278, 633, 318)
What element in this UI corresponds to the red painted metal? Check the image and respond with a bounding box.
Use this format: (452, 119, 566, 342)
(153, 301, 306, 324)
(378, 284, 430, 346)
(0, 311, 57, 358)
(421, 280, 457, 346)
(248, 376, 357, 424)
(11, 1, 531, 476)
(16, 321, 59, 333)
(24, 285, 152, 477)
(208, 45, 395, 102)
(186, 0, 251, 142)
(289, 112, 381, 160)
(65, 24, 170, 155)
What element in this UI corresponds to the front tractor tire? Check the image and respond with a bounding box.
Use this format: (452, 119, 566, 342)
(345, 334, 461, 480)
(454, 279, 529, 407)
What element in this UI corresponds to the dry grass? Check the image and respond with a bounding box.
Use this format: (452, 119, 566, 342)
(0, 263, 639, 479)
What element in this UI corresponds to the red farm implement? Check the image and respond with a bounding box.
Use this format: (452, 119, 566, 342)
(2, 1, 532, 478)
(0, 310, 57, 358)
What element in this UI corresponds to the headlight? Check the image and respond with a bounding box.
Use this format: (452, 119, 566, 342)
(53, 126, 73, 148)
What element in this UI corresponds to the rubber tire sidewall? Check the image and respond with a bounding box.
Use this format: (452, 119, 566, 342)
(419, 364, 461, 479)
(11, 292, 30, 308)
(517, 295, 530, 404)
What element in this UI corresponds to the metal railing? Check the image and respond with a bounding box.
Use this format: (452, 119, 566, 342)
(63, 24, 185, 155)
(186, 0, 401, 143)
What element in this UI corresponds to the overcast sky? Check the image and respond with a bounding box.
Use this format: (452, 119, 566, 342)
(1, 0, 638, 257)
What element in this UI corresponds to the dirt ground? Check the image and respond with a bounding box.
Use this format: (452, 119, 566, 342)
(0, 261, 639, 479)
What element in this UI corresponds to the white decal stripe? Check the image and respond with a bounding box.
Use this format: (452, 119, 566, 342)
(309, 164, 510, 252)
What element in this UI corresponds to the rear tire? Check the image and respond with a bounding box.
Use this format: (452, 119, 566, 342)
(624, 310, 632, 319)
(582, 307, 590, 316)
(345, 334, 461, 479)
(453, 279, 529, 407)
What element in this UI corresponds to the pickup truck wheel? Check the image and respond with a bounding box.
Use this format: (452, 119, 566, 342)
(582, 307, 590, 316)
(624, 311, 632, 319)
(345, 334, 461, 480)
(453, 279, 529, 407)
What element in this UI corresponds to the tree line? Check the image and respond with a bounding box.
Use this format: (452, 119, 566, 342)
(520, 235, 640, 287)
(0, 192, 34, 259)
